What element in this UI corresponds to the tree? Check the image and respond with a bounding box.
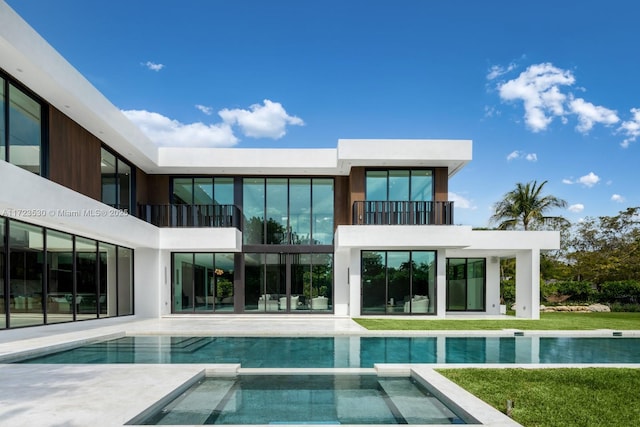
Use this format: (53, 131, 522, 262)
(490, 180, 568, 230)
(567, 207, 640, 284)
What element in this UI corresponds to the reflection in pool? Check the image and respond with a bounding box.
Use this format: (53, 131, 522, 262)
(16, 336, 640, 366)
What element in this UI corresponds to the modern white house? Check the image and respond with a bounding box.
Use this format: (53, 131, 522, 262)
(0, 1, 558, 331)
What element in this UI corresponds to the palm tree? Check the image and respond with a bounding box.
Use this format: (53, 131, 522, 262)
(491, 180, 568, 230)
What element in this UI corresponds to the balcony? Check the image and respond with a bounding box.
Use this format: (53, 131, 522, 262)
(352, 201, 454, 225)
(137, 204, 241, 228)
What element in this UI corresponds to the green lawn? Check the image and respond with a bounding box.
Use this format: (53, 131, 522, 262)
(438, 368, 640, 426)
(355, 312, 640, 330)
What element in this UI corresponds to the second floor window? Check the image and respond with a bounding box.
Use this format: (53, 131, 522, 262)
(101, 147, 132, 212)
(365, 169, 433, 202)
(1, 76, 45, 175)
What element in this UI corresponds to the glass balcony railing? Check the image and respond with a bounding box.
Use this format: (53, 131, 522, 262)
(352, 201, 454, 225)
(137, 204, 241, 228)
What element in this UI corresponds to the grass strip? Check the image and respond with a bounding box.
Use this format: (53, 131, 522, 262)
(355, 312, 640, 330)
(438, 368, 640, 427)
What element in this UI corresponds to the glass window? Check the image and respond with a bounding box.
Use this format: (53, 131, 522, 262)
(388, 170, 410, 201)
(387, 252, 410, 313)
(365, 171, 387, 200)
(172, 178, 193, 204)
(101, 148, 117, 206)
(173, 253, 193, 312)
(194, 253, 214, 311)
(45, 230, 74, 323)
(118, 160, 131, 212)
(411, 170, 433, 202)
(362, 250, 435, 315)
(0, 217, 5, 329)
(366, 170, 433, 202)
(99, 242, 117, 317)
(243, 253, 264, 311)
(312, 179, 334, 245)
(76, 237, 98, 320)
(243, 178, 265, 244)
(101, 147, 132, 211)
(9, 84, 42, 174)
(214, 178, 234, 205)
(447, 258, 485, 311)
(362, 251, 386, 314)
(266, 179, 288, 244)
(214, 253, 234, 312)
(290, 179, 311, 244)
(0, 78, 5, 162)
(193, 178, 214, 205)
(9, 220, 44, 327)
(117, 247, 133, 315)
(310, 253, 332, 312)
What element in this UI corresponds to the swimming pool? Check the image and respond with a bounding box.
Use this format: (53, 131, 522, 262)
(15, 335, 640, 365)
(130, 374, 470, 425)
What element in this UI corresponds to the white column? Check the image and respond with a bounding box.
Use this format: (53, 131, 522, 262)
(133, 248, 162, 318)
(485, 256, 501, 315)
(515, 250, 540, 319)
(333, 248, 350, 316)
(348, 248, 362, 317)
(436, 249, 447, 318)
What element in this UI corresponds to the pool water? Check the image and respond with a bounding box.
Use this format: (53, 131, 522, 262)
(16, 336, 640, 366)
(133, 374, 467, 425)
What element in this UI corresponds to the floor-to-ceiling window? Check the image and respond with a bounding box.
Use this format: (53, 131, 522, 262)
(0, 74, 45, 175)
(241, 177, 334, 313)
(244, 252, 333, 313)
(362, 250, 435, 315)
(101, 147, 133, 212)
(363, 169, 434, 224)
(446, 258, 485, 311)
(46, 229, 74, 324)
(242, 178, 334, 245)
(76, 237, 98, 320)
(172, 252, 235, 313)
(8, 221, 44, 327)
(0, 216, 134, 329)
(0, 217, 5, 329)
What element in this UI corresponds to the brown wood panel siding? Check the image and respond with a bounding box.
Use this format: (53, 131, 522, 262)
(136, 169, 149, 206)
(48, 107, 101, 201)
(434, 167, 448, 202)
(333, 176, 349, 227)
(348, 167, 365, 225)
(146, 175, 170, 205)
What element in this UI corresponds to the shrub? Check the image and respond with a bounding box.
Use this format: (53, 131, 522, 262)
(555, 281, 596, 302)
(598, 280, 640, 304)
(501, 279, 515, 305)
(609, 302, 640, 312)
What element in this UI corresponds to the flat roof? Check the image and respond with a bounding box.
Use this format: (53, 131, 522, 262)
(0, 2, 471, 177)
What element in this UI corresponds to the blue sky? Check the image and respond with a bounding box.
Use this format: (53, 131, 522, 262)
(6, 0, 640, 227)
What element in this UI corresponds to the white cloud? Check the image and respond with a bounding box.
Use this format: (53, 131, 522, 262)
(219, 99, 304, 139)
(123, 99, 304, 147)
(497, 62, 574, 132)
(143, 61, 164, 72)
(506, 150, 520, 161)
(577, 172, 600, 187)
(569, 97, 619, 133)
(122, 109, 238, 147)
(448, 192, 475, 210)
(568, 203, 584, 213)
(619, 107, 640, 148)
(195, 104, 213, 115)
(506, 150, 537, 162)
(562, 172, 600, 187)
(611, 194, 625, 203)
(487, 63, 516, 80)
